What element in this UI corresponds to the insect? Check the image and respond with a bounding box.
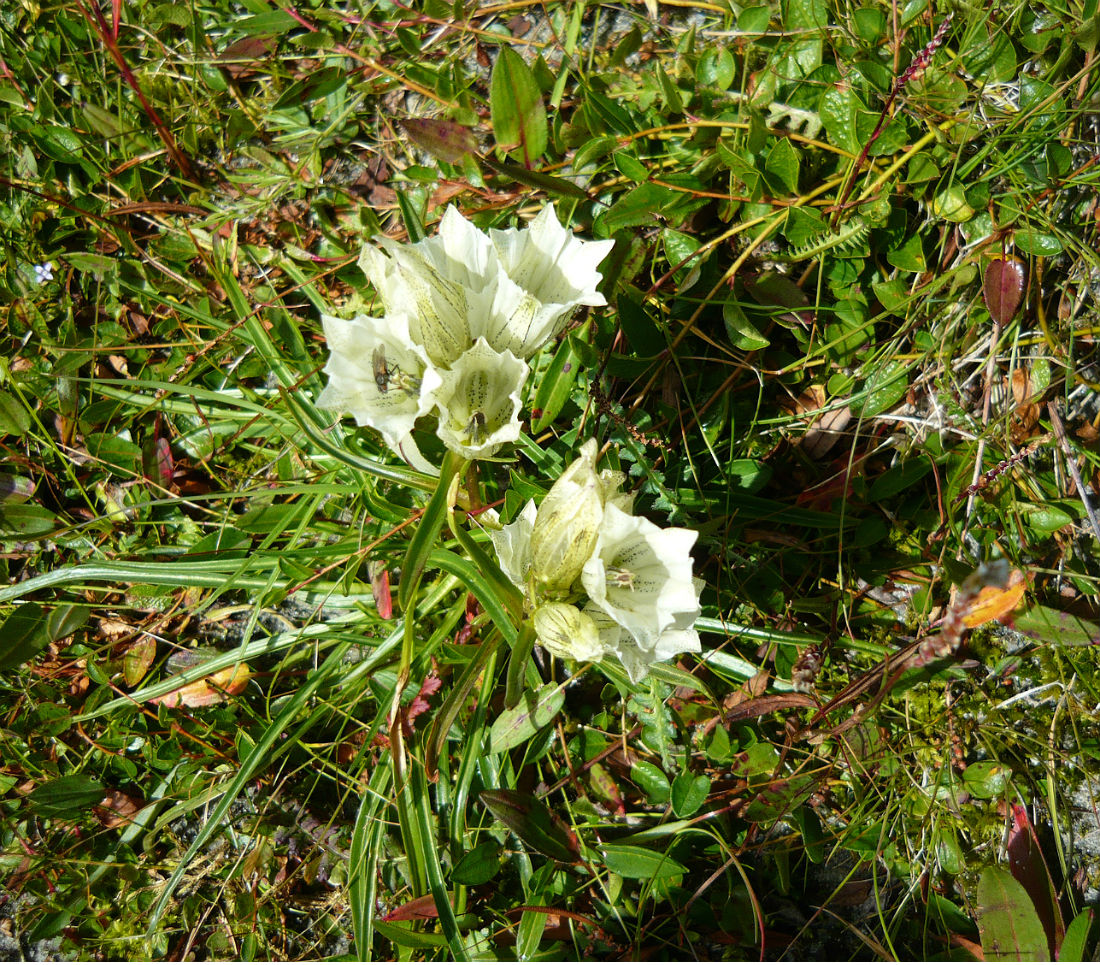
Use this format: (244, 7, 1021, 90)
(466, 411, 486, 445)
(372, 345, 397, 393)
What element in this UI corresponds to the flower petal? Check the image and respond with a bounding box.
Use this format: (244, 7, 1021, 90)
(581, 504, 699, 651)
(534, 603, 604, 662)
(358, 207, 501, 367)
(486, 499, 537, 591)
(316, 312, 442, 469)
(426, 338, 527, 459)
(531, 439, 604, 594)
(482, 205, 615, 358)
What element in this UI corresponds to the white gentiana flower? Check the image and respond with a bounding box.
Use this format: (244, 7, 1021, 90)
(583, 602, 701, 684)
(533, 603, 604, 662)
(426, 337, 527, 459)
(315, 311, 442, 472)
(581, 503, 700, 651)
(487, 499, 537, 592)
(482, 205, 615, 358)
(358, 208, 498, 367)
(530, 439, 605, 594)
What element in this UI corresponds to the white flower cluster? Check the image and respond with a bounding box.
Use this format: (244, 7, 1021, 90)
(488, 441, 702, 684)
(317, 205, 614, 470)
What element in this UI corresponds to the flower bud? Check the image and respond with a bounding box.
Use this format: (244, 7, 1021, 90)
(533, 604, 604, 662)
(531, 440, 603, 594)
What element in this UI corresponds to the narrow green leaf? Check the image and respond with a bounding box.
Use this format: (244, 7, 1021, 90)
(977, 866, 1049, 961)
(27, 775, 105, 818)
(489, 681, 566, 754)
(399, 451, 464, 612)
(600, 844, 688, 879)
(426, 633, 501, 782)
(480, 155, 590, 199)
(490, 46, 547, 163)
(373, 921, 450, 950)
(531, 335, 585, 433)
(350, 762, 392, 959)
(1059, 909, 1094, 962)
(147, 640, 355, 936)
(411, 767, 469, 961)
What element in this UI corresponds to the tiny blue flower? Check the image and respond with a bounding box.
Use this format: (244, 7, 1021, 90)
(34, 262, 54, 284)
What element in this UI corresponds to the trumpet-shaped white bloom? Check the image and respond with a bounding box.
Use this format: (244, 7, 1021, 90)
(482, 205, 615, 358)
(358, 208, 498, 367)
(530, 439, 606, 594)
(321, 204, 615, 470)
(582, 603, 701, 684)
(316, 312, 442, 472)
(426, 338, 527, 459)
(581, 504, 700, 651)
(487, 499, 537, 591)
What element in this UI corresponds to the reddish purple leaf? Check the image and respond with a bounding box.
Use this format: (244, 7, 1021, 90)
(399, 118, 478, 164)
(983, 257, 1026, 324)
(383, 894, 441, 922)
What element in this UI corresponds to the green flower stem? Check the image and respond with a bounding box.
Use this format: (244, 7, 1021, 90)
(398, 449, 467, 613)
(426, 628, 503, 783)
(446, 506, 525, 624)
(504, 621, 538, 710)
(391, 450, 466, 900)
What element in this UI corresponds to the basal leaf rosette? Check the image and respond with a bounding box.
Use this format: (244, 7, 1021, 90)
(358, 207, 498, 367)
(316, 311, 442, 472)
(581, 504, 701, 652)
(426, 337, 527, 460)
(481, 205, 615, 359)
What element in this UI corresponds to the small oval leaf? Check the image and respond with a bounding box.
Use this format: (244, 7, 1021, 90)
(600, 844, 688, 880)
(983, 257, 1026, 324)
(489, 47, 547, 163)
(1014, 228, 1062, 256)
(400, 118, 478, 164)
(123, 637, 158, 688)
(630, 760, 671, 805)
(451, 841, 502, 886)
(489, 681, 565, 754)
(671, 772, 711, 818)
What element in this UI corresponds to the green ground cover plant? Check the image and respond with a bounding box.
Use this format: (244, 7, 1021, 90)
(2, 0, 1100, 959)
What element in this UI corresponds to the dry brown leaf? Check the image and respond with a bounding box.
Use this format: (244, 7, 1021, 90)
(94, 789, 146, 829)
(149, 664, 252, 708)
